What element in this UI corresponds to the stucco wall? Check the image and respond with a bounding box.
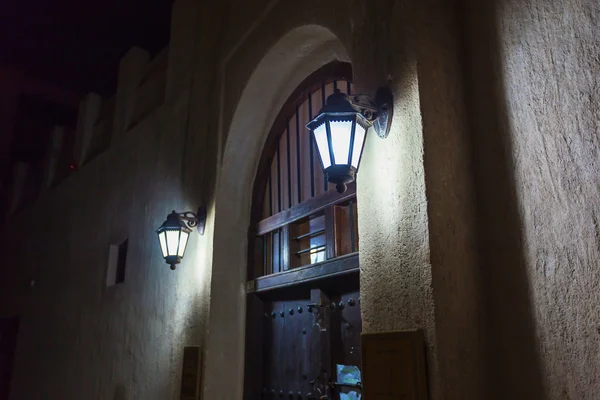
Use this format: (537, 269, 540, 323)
(458, 2, 547, 398)
(201, 0, 462, 398)
(3, 0, 599, 399)
(0, 0, 468, 398)
(416, 2, 485, 398)
(498, 1, 600, 398)
(350, 1, 441, 396)
(0, 96, 212, 399)
(0, 2, 216, 397)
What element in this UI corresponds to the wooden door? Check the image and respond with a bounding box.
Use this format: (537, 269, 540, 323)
(245, 275, 362, 400)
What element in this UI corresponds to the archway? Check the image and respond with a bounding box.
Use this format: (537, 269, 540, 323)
(203, 25, 350, 400)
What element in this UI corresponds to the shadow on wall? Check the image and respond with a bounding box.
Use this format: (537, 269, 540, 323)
(458, 1, 546, 398)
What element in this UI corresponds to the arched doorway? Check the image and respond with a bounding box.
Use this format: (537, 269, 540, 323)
(203, 25, 351, 400)
(244, 61, 362, 399)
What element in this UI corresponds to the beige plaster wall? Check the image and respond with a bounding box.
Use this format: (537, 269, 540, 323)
(0, 99, 212, 400)
(0, 2, 216, 399)
(416, 3, 485, 398)
(1, 0, 471, 398)
(458, 2, 547, 398)
(202, 0, 467, 398)
(4, 0, 599, 399)
(350, 1, 442, 396)
(498, 1, 600, 398)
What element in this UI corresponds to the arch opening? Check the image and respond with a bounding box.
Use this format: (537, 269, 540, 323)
(203, 25, 350, 400)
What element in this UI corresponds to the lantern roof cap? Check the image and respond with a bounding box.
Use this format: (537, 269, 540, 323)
(320, 89, 358, 114)
(307, 89, 372, 131)
(157, 211, 190, 232)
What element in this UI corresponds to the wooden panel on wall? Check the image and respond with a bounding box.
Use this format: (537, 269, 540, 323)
(361, 330, 428, 400)
(180, 346, 202, 400)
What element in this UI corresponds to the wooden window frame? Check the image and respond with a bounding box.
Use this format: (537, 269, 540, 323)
(247, 61, 354, 282)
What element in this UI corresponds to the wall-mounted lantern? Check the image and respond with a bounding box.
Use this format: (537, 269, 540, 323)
(156, 206, 207, 270)
(306, 87, 393, 193)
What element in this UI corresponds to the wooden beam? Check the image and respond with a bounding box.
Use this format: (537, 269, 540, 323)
(257, 183, 356, 236)
(249, 253, 359, 293)
(325, 206, 336, 259)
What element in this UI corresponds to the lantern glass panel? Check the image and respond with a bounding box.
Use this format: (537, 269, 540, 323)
(313, 123, 331, 168)
(351, 124, 366, 168)
(330, 120, 353, 165)
(158, 231, 168, 257)
(178, 231, 189, 257)
(166, 230, 181, 257)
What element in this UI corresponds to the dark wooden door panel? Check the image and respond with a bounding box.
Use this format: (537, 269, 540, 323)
(361, 330, 428, 400)
(248, 279, 362, 400)
(282, 299, 311, 396)
(333, 290, 361, 369)
(263, 298, 315, 397)
(263, 301, 284, 394)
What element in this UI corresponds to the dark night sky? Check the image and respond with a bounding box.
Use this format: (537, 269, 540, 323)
(0, 0, 174, 96)
(0, 0, 174, 185)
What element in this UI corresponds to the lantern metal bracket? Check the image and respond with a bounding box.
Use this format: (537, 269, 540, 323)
(178, 206, 207, 235)
(350, 86, 394, 139)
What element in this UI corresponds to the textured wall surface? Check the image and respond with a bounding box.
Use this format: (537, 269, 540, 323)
(0, 0, 468, 398)
(3, 0, 599, 399)
(352, 1, 440, 392)
(0, 99, 212, 399)
(416, 2, 485, 398)
(0, 2, 215, 397)
(203, 0, 451, 398)
(203, 20, 352, 400)
(499, 1, 600, 398)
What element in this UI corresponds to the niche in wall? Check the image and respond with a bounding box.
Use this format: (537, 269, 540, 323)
(106, 238, 128, 286)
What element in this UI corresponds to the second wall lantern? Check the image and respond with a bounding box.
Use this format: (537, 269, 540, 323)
(306, 87, 393, 193)
(156, 206, 207, 270)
